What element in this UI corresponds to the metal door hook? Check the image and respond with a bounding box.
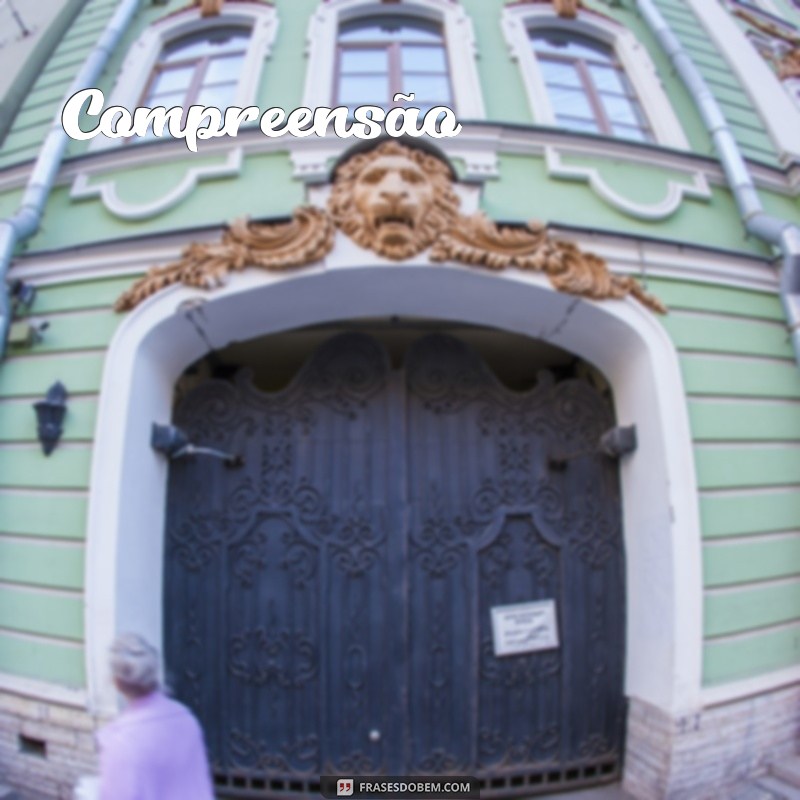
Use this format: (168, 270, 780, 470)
(549, 425, 637, 470)
(151, 423, 243, 467)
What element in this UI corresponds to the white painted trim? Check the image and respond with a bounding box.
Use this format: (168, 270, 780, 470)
(0, 672, 88, 709)
(85, 3, 279, 152)
(70, 148, 243, 220)
(84, 235, 704, 718)
(501, 5, 690, 150)
(702, 663, 800, 707)
(544, 146, 711, 220)
(684, 0, 800, 163)
(302, 0, 485, 120)
(3, 123, 797, 198)
(8, 220, 779, 294)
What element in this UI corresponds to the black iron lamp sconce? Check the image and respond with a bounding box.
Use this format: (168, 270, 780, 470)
(151, 423, 243, 467)
(549, 424, 637, 471)
(33, 382, 68, 456)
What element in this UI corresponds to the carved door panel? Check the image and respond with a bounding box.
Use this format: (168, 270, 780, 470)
(164, 334, 401, 785)
(405, 335, 625, 791)
(164, 332, 625, 798)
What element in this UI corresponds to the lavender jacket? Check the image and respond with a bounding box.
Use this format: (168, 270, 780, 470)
(97, 691, 215, 800)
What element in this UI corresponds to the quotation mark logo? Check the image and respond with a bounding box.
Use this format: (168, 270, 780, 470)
(337, 779, 354, 797)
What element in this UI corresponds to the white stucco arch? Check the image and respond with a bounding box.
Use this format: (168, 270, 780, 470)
(85, 256, 703, 728)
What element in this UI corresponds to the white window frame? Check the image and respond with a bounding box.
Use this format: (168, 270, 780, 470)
(502, 5, 689, 149)
(90, 2, 279, 151)
(303, 0, 485, 120)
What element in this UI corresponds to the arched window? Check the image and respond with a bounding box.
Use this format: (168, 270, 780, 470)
(335, 16, 452, 113)
(531, 29, 653, 142)
(89, 2, 278, 150)
(501, 6, 689, 148)
(140, 27, 249, 111)
(302, 0, 485, 120)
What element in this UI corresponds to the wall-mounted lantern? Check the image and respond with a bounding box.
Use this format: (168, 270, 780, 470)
(151, 423, 243, 467)
(33, 382, 68, 456)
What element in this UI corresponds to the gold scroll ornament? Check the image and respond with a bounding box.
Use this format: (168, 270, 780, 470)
(115, 142, 665, 315)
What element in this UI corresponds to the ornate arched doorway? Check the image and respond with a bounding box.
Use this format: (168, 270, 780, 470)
(163, 329, 626, 797)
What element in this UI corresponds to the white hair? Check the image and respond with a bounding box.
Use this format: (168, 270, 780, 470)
(110, 633, 159, 694)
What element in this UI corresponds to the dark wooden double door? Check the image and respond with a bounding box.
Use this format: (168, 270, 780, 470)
(164, 333, 626, 797)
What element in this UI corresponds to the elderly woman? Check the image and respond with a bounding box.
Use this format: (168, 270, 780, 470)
(97, 633, 215, 800)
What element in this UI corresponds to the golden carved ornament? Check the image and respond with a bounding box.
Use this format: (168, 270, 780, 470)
(114, 207, 335, 312)
(429, 213, 667, 314)
(328, 141, 460, 261)
(504, 0, 584, 17)
(115, 142, 665, 315)
(195, 0, 225, 17)
(733, 8, 800, 80)
(552, 0, 583, 19)
(779, 48, 800, 80)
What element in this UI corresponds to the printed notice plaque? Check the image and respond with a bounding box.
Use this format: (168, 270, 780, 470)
(490, 600, 559, 657)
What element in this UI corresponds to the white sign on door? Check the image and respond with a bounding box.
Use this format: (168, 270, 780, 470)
(490, 600, 559, 657)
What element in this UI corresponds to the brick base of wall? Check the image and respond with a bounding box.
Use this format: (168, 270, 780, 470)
(0, 682, 798, 799)
(624, 684, 800, 799)
(0, 692, 100, 800)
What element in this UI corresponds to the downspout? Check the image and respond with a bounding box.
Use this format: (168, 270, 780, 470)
(636, 0, 800, 366)
(0, 0, 145, 359)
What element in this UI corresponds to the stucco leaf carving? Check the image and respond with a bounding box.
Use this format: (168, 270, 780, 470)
(115, 143, 664, 315)
(430, 213, 667, 314)
(114, 207, 334, 312)
(195, 0, 225, 17)
(506, 0, 584, 19)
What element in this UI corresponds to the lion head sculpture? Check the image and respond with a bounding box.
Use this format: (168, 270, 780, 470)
(328, 141, 461, 261)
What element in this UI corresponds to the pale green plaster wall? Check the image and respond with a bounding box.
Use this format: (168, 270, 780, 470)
(0, 0, 799, 694)
(1, 270, 800, 689)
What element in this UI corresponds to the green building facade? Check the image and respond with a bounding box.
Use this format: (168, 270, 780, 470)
(0, 0, 799, 797)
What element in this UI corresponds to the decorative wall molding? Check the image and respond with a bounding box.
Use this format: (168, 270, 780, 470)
(302, 0, 485, 120)
(114, 142, 665, 313)
(544, 146, 712, 220)
(501, 4, 690, 150)
(70, 148, 244, 220)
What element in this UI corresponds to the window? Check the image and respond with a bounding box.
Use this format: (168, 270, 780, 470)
(336, 17, 452, 114)
(531, 30, 653, 142)
(141, 27, 249, 112)
(89, 2, 278, 150)
(302, 0, 484, 120)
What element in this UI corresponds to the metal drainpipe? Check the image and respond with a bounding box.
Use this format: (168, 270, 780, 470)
(636, 0, 800, 366)
(0, 0, 145, 360)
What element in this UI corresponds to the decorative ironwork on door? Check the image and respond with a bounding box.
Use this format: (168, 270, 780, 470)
(164, 333, 626, 798)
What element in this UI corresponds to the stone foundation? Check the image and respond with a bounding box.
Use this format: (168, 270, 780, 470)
(0, 691, 99, 800)
(624, 684, 800, 799)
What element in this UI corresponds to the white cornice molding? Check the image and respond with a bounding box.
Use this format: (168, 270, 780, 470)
(302, 0, 485, 120)
(684, 0, 800, 164)
(8, 219, 779, 297)
(701, 664, 800, 708)
(0, 672, 88, 710)
(2, 124, 797, 198)
(501, 4, 690, 150)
